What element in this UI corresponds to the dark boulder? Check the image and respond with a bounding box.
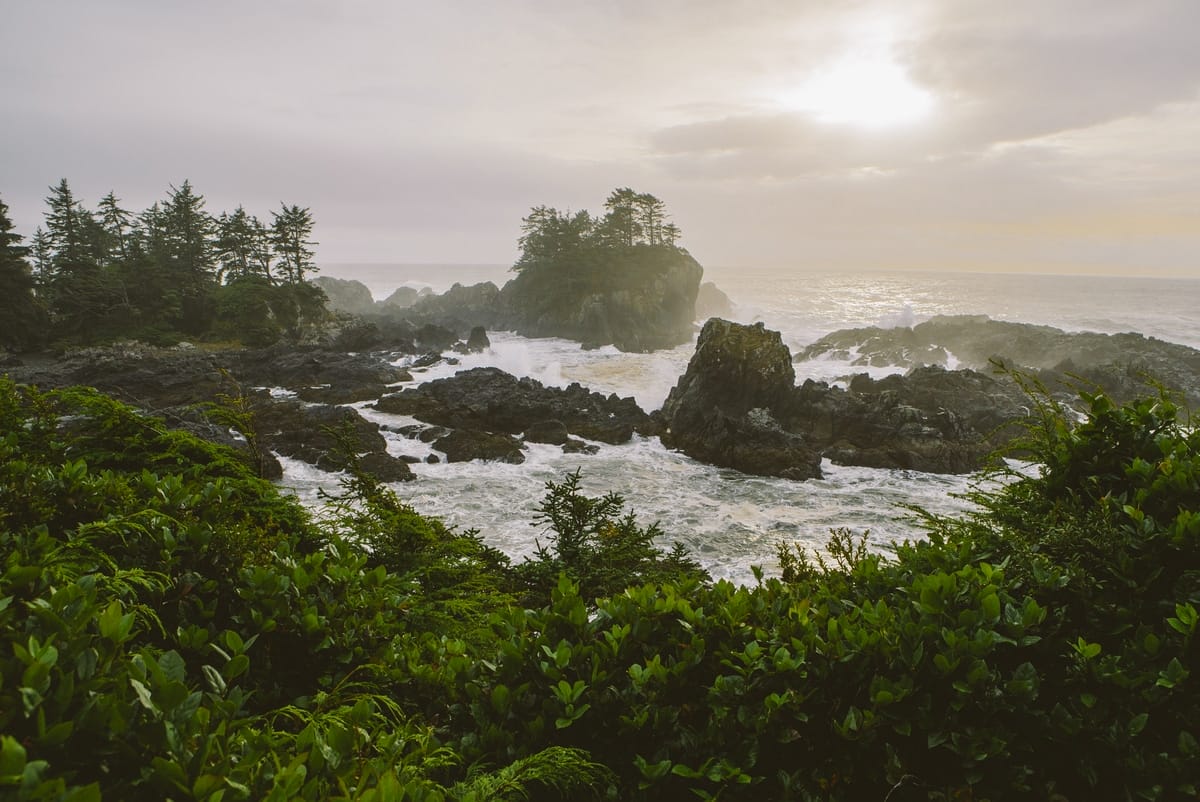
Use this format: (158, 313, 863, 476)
(524, 419, 570, 445)
(252, 396, 414, 481)
(562, 438, 601, 455)
(434, 429, 525, 464)
(663, 319, 1028, 478)
(465, 326, 491, 353)
(661, 319, 822, 480)
(414, 324, 459, 352)
(373, 367, 657, 444)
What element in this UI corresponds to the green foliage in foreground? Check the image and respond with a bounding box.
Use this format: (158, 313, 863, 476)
(1, 378, 1198, 801)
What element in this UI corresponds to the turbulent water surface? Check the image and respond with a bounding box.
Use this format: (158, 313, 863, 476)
(285, 263, 1200, 583)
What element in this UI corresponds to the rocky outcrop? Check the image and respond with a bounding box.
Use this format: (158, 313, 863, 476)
(229, 345, 409, 404)
(663, 319, 1030, 479)
(433, 429, 525, 464)
(373, 366, 657, 444)
(463, 326, 491, 353)
(695, 281, 734, 321)
(661, 320, 822, 480)
(252, 395, 413, 481)
(408, 282, 504, 330)
(783, 368, 1026, 473)
(6, 343, 412, 483)
(498, 246, 703, 352)
(311, 276, 377, 316)
(798, 315, 1200, 406)
(378, 285, 431, 311)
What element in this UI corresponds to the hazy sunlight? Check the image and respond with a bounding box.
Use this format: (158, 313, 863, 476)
(776, 52, 935, 128)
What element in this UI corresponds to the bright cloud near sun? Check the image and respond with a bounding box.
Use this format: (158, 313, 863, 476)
(775, 51, 936, 128)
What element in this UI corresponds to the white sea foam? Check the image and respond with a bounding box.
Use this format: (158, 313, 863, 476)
(290, 264, 1200, 584)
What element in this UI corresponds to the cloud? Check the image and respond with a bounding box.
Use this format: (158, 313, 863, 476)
(2, 0, 1198, 273)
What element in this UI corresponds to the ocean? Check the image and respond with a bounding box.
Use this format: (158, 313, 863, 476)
(281, 262, 1200, 583)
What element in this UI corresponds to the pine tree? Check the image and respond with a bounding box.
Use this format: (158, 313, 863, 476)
(600, 187, 642, 247)
(0, 195, 48, 350)
(215, 206, 256, 283)
(96, 191, 133, 266)
(635, 192, 667, 246)
(270, 203, 317, 284)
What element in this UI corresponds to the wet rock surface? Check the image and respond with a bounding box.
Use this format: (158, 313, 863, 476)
(798, 315, 1200, 406)
(433, 429, 526, 464)
(5, 343, 412, 483)
(663, 319, 1030, 478)
(661, 320, 822, 480)
(373, 366, 658, 445)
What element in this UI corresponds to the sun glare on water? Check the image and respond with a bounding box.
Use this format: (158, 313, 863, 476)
(776, 52, 935, 129)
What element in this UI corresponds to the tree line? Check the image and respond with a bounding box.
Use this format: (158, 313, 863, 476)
(0, 180, 323, 349)
(514, 187, 682, 272)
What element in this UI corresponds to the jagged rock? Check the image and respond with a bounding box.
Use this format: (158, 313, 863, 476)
(410, 353, 444, 369)
(798, 315, 1200, 406)
(378, 286, 421, 310)
(662, 320, 822, 479)
(8, 343, 231, 409)
(409, 282, 503, 329)
(465, 326, 491, 353)
(434, 429, 525, 464)
(695, 281, 734, 321)
(663, 319, 797, 418)
(414, 324, 459, 352)
(562, 438, 600, 455)
(357, 451, 417, 482)
(252, 396, 414, 481)
(230, 346, 407, 405)
(663, 319, 1027, 479)
(373, 367, 657, 444)
(5, 343, 415, 481)
(498, 247, 704, 352)
(524, 419, 570, 445)
(417, 426, 452, 443)
(311, 276, 377, 316)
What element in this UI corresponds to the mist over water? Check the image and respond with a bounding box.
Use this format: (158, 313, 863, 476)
(297, 263, 1200, 582)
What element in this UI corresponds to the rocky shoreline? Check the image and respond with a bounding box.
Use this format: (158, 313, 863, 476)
(7, 310, 1200, 486)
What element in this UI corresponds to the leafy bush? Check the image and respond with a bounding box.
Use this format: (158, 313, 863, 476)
(2, 377, 1197, 800)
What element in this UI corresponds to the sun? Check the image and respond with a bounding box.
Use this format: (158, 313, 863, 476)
(776, 53, 935, 128)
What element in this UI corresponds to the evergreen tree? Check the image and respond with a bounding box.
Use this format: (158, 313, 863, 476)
(215, 206, 257, 283)
(29, 227, 53, 291)
(634, 192, 667, 246)
(515, 206, 596, 271)
(599, 187, 642, 247)
(162, 181, 216, 333)
(162, 180, 215, 288)
(249, 214, 274, 282)
(270, 203, 317, 284)
(0, 195, 48, 350)
(96, 191, 133, 266)
(43, 178, 94, 270)
(43, 180, 116, 339)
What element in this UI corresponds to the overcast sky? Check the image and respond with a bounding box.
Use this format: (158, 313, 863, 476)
(3, 0, 1199, 276)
